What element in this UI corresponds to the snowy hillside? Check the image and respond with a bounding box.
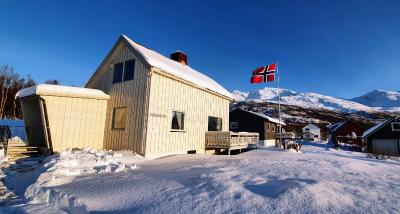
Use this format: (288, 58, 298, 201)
(350, 90, 400, 108)
(232, 87, 375, 113)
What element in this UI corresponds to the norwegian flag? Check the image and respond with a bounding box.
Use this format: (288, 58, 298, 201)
(250, 64, 277, 83)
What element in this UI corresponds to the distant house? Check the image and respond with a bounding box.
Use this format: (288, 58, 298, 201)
(362, 116, 400, 156)
(229, 108, 285, 147)
(327, 121, 364, 146)
(302, 124, 321, 141)
(18, 35, 233, 158)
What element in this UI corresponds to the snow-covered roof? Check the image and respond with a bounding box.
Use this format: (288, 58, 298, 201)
(242, 109, 286, 125)
(361, 117, 399, 139)
(302, 124, 320, 130)
(16, 84, 110, 100)
(122, 35, 233, 99)
(328, 122, 345, 132)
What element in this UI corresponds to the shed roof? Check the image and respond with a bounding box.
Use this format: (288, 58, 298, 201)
(16, 84, 110, 100)
(303, 124, 320, 130)
(362, 117, 399, 139)
(240, 109, 286, 125)
(121, 35, 233, 99)
(329, 122, 345, 132)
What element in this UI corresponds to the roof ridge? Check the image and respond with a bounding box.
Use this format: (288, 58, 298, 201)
(121, 35, 232, 99)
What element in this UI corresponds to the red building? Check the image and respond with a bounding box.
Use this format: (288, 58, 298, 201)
(328, 121, 364, 147)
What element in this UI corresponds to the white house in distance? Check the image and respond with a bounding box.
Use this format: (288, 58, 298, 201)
(302, 124, 321, 141)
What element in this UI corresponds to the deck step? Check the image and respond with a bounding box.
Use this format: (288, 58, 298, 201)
(7, 147, 39, 151)
(5, 143, 41, 162)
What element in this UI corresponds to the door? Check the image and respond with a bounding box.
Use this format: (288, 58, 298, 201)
(372, 139, 399, 156)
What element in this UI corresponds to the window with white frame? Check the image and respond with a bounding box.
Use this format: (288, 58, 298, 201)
(171, 111, 185, 131)
(391, 122, 400, 131)
(208, 116, 222, 131)
(112, 59, 135, 84)
(112, 62, 124, 83)
(123, 59, 135, 81)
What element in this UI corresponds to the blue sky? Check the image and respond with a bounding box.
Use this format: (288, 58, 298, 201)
(1, 0, 399, 98)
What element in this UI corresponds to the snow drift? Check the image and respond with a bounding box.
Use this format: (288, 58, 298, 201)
(24, 148, 143, 213)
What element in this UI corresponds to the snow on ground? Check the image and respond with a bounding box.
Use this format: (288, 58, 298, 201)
(2, 143, 399, 213)
(1, 148, 143, 213)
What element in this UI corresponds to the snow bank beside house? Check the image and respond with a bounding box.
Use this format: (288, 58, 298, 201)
(24, 148, 143, 213)
(0, 170, 16, 204)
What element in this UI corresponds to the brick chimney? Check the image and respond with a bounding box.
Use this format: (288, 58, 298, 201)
(170, 51, 187, 65)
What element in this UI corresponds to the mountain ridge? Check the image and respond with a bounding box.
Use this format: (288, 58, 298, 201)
(232, 87, 400, 113)
(349, 89, 400, 108)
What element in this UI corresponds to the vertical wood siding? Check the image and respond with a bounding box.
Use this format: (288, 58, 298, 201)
(145, 72, 230, 157)
(42, 95, 108, 152)
(86, 42, 151, 154)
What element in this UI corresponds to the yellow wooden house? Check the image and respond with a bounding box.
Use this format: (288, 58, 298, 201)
(86, 35, 233, 158)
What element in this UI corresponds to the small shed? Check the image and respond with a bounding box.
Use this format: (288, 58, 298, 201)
(328, 121, 364, 147)
(362, 116, 400, 156)
(16, 84, 110, 153)
(302, 124, 321, 141)
(229, 108, 285, 147)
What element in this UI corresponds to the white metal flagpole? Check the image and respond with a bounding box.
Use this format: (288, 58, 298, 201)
(277, 62, 282, 148)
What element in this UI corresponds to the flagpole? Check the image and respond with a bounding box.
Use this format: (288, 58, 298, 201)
(277, 61, 282, 148)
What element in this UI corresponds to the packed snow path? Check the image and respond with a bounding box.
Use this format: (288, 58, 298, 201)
(3, 143, 400, 213)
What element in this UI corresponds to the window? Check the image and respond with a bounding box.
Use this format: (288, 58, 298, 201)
(391, 122, 400, 131)
(171, 111, 185, 130)
(267, 123, 270, 131)
(208, 116, 222, 131)
(230, 122, 238, 130)
(112, 63, 123, 83)
(123, 60, 135, 81)
(272, 124, 276, 132)
(112, 107, 127, 129)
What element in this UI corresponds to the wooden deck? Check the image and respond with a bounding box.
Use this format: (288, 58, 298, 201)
(205, 131, 259, 155)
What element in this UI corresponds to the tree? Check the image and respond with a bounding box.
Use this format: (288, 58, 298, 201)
(44, 79, 60, 85)
(0, 65, 37, 119)
(0, 65, 18, 118)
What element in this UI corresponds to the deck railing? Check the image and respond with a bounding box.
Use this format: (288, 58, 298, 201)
(205, 131, 259, 149)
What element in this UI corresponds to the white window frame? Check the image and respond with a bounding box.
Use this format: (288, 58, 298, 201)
(171, 110, 185, 132)
(391, 122, 400, 131)
(208, 116, 222, 131)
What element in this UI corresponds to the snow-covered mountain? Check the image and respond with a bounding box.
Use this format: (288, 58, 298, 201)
(350, 90, 400, 108)
(231, 87, 395, 113)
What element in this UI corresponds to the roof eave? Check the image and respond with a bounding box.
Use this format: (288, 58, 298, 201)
(151, 67, 233, 101)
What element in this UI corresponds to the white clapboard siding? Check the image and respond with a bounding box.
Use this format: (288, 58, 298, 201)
(86, 37, 231, 157)
(145, 71, 230, 157)
(41, 95, 108, 152)
(86, 41, 151, 154)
